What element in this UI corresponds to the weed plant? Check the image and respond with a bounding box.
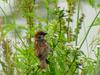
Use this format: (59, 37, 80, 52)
(0, 0, 100, 75)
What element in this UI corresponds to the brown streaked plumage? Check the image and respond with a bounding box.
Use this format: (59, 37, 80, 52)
(34, 31, 49, 69)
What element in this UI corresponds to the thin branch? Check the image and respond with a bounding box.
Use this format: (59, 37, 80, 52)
(79, 11, 100, 49)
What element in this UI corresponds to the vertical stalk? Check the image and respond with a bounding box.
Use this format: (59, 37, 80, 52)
(75, 0, 80, 46)
(67, 18, 71, 42)
(25, 0, 34, 44)
(22, 0, 34, 74)
(46, 0, 49, 26)
(66, 0, 76, 42)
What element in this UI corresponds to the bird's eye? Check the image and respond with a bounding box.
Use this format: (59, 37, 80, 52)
(38, 35, 43, 39)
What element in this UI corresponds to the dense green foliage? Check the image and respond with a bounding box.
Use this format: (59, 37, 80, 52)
(0, 0, 100, 75)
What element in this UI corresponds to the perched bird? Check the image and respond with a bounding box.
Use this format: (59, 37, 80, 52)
(34, 31, 49, 69)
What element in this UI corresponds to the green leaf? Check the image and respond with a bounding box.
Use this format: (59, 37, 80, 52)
(88, 0, 95, 7)
(2, 24, 16, 36)
(97, 4, 100, 8)
(94, 18, 100, 26)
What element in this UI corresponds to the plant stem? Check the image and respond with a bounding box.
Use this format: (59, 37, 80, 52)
(52, 15, 62, 49)
(75, 0, 80, 46)
(25, 0, 34, 44)
(15, 29, 27, 48)
(0, 6, 7, 17)
(66, 50, 78, 74)
(79, 11, 100, 49)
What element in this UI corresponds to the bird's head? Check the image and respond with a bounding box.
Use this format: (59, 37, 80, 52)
(35, 31, 47, 41)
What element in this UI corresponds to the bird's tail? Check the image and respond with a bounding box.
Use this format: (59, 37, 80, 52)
(40, 60, 47, 69)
